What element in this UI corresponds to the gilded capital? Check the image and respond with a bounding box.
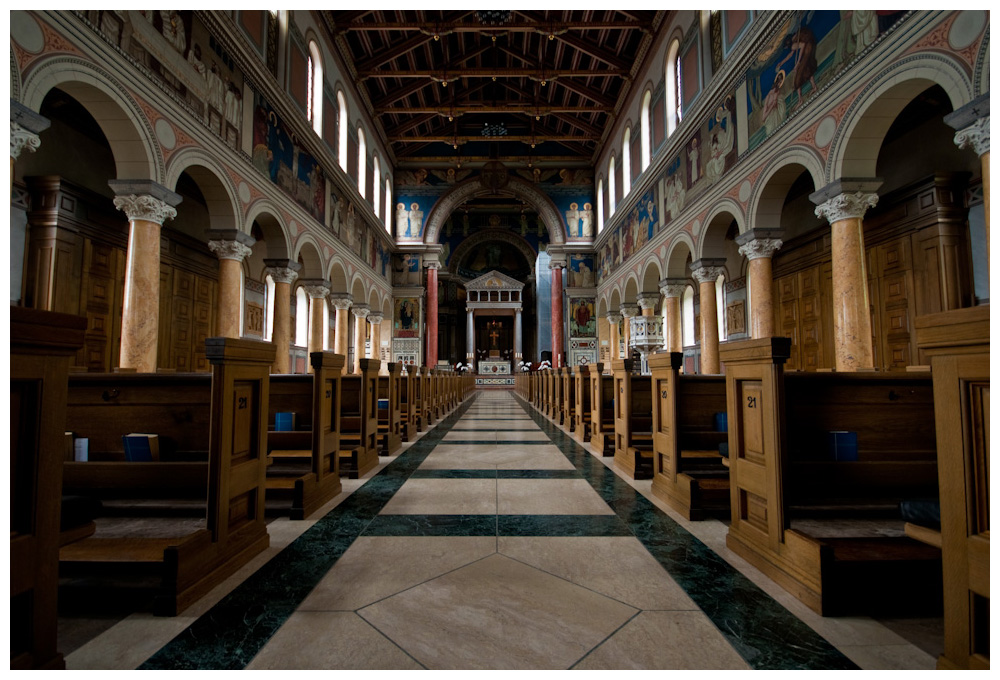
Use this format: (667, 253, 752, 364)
(112, 194, 178, 225)
(10, 122, 41, 159)
(738, 237, 783, 261)
(953, 116, 990, 157)
(814, 191, 878, 224)
(208, 239, 253, 262)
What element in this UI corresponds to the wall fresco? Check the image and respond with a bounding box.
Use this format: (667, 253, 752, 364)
(393, 297, 420, 338)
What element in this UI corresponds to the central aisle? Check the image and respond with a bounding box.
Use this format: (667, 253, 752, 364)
(140, 391, 857, 670)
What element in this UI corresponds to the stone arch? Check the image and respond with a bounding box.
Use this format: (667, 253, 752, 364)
(698, 202, 744, 260)
(350, 274, 367, 305)
(447, 228, 537, 278)
(827, 55, 973, 181)
(973, 39, 989, 96)
(640, 256, 662, 294)
(596, 294, 609, 317)
(327, 258, 349, 295)
(622, 274, 640, 305)
(292, 236, 325, 279)
(10, 49, 22, 100)
(166, 149, 241, 234)
(664, 237, 694, 279)
(20, 56, 162, 181)
(608, 287, 622, 316)
(747, 146, 825, 232)
(423, 176, 566, 245)
(245, 201, 291, 261)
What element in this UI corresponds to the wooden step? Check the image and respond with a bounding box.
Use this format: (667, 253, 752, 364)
(60, 537, 178, 564)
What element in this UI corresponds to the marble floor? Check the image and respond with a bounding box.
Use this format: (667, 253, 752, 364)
(62, 390, 941, 671)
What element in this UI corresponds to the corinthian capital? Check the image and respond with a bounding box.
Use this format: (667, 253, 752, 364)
(265, 259, 301, 285)
(637, 294, 659, 312)
(113, 194, 178, 225)
(10, 122, 41, 159)
(352, 304, 371, 319)
(813, 191, 879, 224)
(738, 237, 783, 260)
(330, 295, 353, 310)
(606, 312, 623, 325)
(209, 239, 253, 262)
(368, 313, 384, 325)
(300, 279, 331, 299)
(954, 116, 990, 157)
(620, 304, 639, 318)
(659, 277, 687, 299)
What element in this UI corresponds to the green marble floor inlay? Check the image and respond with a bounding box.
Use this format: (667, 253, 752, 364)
(409, 469, 581, 479)
(362, 513, 632, 537)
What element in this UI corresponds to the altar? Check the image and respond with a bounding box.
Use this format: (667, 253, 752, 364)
(463, 271, 525, 378)
(477, 359, 511, 375)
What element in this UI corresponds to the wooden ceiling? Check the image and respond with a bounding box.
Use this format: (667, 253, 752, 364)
(322, 10, 663, 169)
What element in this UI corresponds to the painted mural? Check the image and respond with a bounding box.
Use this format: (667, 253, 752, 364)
(394, 297, 420, 338)
(391, 252, 422, 286)
(746, 10, 907, 151)
(597, 186, 660, 281)
(252, 91, 326, 222)
(570, 298, 596, 338)
(568, 255, 596, 288)
(518, 167, 595, 240)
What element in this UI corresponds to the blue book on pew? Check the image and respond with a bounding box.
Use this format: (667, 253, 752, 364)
(123, 433, 159, 461)
(275, 412, 297, 431)
(827, 431, 858, 461)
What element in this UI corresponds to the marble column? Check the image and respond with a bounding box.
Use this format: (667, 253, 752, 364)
(811, 181, 880, 371)
(946, 95, 989, 271)
(208, 230, 255, 339)
(368, 312, 383, 361)
(514, 306, 523, 363)
(550, 263, 565, 368)
(426, 263, 439, 367)
(352, 304, 370, 374)
(659, 278, 686, 353)
(264, 259, 301, 373)
(110, 181, 182, 373)
(637, 293, 658, 317)
(691, 259, 726, 374)
(301, 280, 331, 372)
(736, 230, 783, 339)
(620, 304, 638, 359)
(607, 312, 622, 361)
(466, 309, 475, 366)
(330, 295, 353, 373)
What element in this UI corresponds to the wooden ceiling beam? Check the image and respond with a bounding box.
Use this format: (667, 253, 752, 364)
(340, 20, 649, 32)
(387, 134, 598, 144)
(355, 33, 435, 72)
(375, 104, 611, 115)
(358, 67, 627, 80)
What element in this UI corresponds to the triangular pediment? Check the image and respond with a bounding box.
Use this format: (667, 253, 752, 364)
(466, 270, 524, 291)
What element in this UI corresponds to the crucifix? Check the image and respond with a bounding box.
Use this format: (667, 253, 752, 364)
(488, 322, 500, 349)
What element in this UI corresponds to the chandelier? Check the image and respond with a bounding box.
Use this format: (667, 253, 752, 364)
(476, 11, 512, 26)
(481, 122, 508, 137)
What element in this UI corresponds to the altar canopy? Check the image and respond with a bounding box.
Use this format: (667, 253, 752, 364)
(464, 270, 525, 372)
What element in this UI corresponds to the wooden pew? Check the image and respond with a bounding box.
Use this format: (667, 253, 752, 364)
(561, 367, 576, 432)
(550, 369, 564, 423)
(413, 366, 427, 432)
(914, 305, 990, 670)
(589, 363, 616, 456)
(377, 362, 403, 455)
(649, 352, 730, 520)
(60, 338, 276, 616)
(574, 364, 593, 442)
(720, 337, 942, 617)
(11, 307, 86, 669)
(398, 369, 416, 442)
(265, 352, 345, 520)
(338, 359, 381, 478)
(611, 359, 653, 479)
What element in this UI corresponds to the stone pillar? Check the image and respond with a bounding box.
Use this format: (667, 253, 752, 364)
(330, 295, 352, 364)
(110, 181, 182, 373)
(691, 259, 726, 374)
(659, 278, 686, 353)
(207, 230, 255, 339)
(11, 102, 49, 193)
(550, 263, 565, 368)
(946, 95, 989, 271)
(811, 180, 881, 371)
(368, 312, 383, 362)
(736, 230, 783, 339)
(637, 293, 658, 317)
(264, 259, 301, 373)
(466, 308, 475, 366)
(352, 304, 370, 374)
(426, 263, 439, 367)
(607, 312, 622, 361)
(514, 306, 523, 363)
(301, 280, 331, 372)
(620, 304, 638, 358)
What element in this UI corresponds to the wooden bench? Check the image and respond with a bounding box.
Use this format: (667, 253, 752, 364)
(589, 363, 616, 456)
(398, 370, 416, 442)
(650, 352, 730, 520)
(550, 369, 564, 423)
(377, 362, 403, 455)
(412, 366, 427, 432)
(11, 307, 86, 669)
(720, 337, 942, 617)
(338, 359, 380, 478)
(611, 359, 653, 479)
(561, 367, 576, 433)
(60, 338, 275, 616)
(573, 364, 593, 442)
(914, 305, 990, 669)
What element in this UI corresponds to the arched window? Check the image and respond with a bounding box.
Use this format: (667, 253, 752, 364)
(295, 286, 308, 347)
(608, 155, 617, 217)
(640, 90, 652, 171)
(597, 179, 605, 234)
(337, 91, 348, 172)
(357, 127, 367, 198)
(682, 285, 695, 347)
(384, 178, 392, 232)
(666, 39, 681, 136)
(265, 274, 276, 341)
(716, 274, 727, 342)
(622, 128, 632, 197)
(307, 41, 323, 136)
(372, 156, 381, 216)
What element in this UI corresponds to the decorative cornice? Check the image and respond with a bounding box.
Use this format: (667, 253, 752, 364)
(10, 122, 41, 159)
(330, 295, 353, 310)
(112, 194, 178, 225)
(738, 237, 783, 261)
(208, 239, 254, 262)
(953, 116, 990, 157)
(813, 191, 879, 224)
(352, 304, 371, 319)
(620, 304, 639, 318)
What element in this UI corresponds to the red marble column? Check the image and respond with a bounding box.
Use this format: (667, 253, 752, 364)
(551, 264, 564, 368)
(426, 264, 439, 367)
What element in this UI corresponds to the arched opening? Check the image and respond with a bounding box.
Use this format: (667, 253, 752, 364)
(337, 91, 348, 172)
(384, 178, 392, 233)
(372, 155, 381, 218)
(622, 127, 632, 197)
(307, 40, 323, 136)
(641, 90, 652, 171)
(666, 39, 681, 136)
(295, 286, 308, 347)
(608, 154, 617, 217)
(597, 178, 605, 233)
(357, 127, 367, 199)
(682, 286, 695, 347)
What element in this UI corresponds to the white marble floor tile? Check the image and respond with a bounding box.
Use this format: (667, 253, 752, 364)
(497, 479, 615, 515)
(378, 478, 497, 515)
